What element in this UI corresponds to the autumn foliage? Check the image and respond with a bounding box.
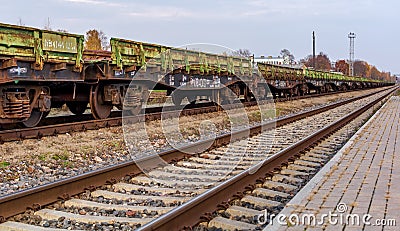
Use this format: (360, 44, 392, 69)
(84, 29, 109, 50)
(302, 52, 393, 81)
(301, 52, 331, 71)
(336, 60, 392, 81)
(335, 60, 349, 75)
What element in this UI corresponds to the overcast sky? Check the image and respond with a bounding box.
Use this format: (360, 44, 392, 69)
(1, 0, 398, 73)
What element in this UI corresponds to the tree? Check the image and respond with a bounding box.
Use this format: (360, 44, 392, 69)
(280, 49, 295, 64)
(232, 49, 251, 57)
(84, 29, 110, 50)
(370, 66, 380, 79)
(351, 60, 390, 80)
(382, 72, 392, 82)
(353, 60, 369, 77)
(335, 60, 349, 75)
(301, 52, 331, 71)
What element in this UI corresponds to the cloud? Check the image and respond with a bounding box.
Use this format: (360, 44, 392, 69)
(240, 9, 268, 17)
(243, 0, 367, 17)
(61, 0, 197, 20)
(127, 7, 195, 19)
(63, 0, 122, 7)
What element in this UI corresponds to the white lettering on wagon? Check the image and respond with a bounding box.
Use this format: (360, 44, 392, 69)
(42, 33, 77, 53)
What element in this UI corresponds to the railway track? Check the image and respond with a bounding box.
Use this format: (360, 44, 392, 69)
(195, 113, 373, 230)
(0, 86, 396, 230)
(137, 87, 397, 231)
(0, 88, 387, 143)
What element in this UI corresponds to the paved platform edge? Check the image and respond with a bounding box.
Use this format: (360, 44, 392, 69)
(265, 97, 391, 231)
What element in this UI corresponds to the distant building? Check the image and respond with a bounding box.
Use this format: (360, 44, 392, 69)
(254, 56, 289, 65)
(253, 55, 303, 68)
(330, 61, 336, 70)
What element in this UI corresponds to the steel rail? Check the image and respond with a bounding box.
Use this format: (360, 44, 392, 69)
(138, 86, 398, 231)
(0, 87, 395, 222)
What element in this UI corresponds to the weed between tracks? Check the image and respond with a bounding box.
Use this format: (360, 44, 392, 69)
(0, 161, 10, 168)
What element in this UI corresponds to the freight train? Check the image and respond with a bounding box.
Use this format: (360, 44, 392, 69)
(0, 23, 392, 127)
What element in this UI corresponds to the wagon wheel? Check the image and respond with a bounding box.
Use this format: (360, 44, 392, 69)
(22, 109, 43, 127)
(67, 101, 88, 115)
(90, 84, 112, 119)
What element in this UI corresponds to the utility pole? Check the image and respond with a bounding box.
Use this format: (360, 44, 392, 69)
(312, 31, 316, 69)
(348, 32, 356, 76)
